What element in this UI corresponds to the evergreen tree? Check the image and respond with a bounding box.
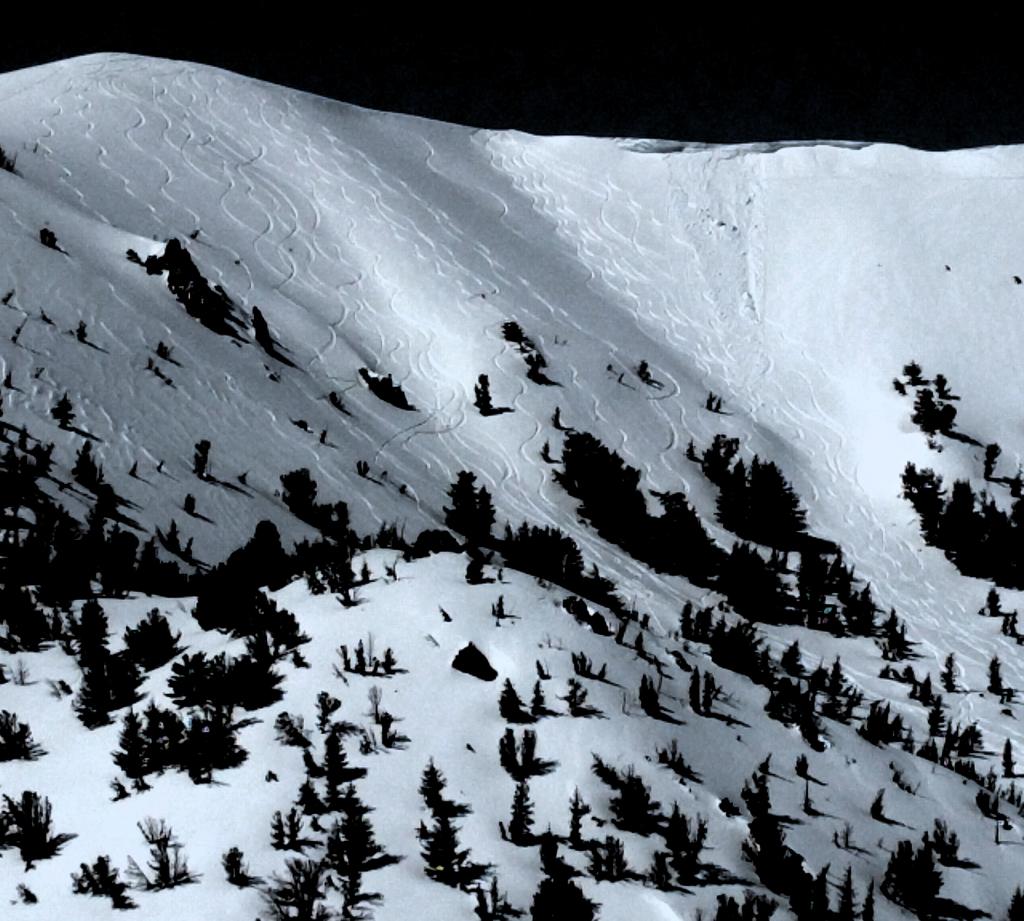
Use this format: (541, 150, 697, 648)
(530, 875, 598, 920)
(72, 441, 103, 491)
(2, 790, 77, 868)
(475, 875, 523, 920)
(780, 640, 805, 677)
(444, 470, 495, 546)
(51, 392, 75, 429)
(474, 374, 494, 415)
(1005, 738, 1017, 778)
(589, 835, 630, 881)
(122, 609, 182, 671)
(608, 768, 661, 835)
(0, 710, 45, 761)
(262, 858, 330, 921)
(72, 598, 110, 669)
(419, 759, 470, 819)
(985, 443, 1003, 480)
(881, 838, 942, 915)
(193, 439, 211, 479)
(420, 811, 489, 889)
(113, 709, 151, 790)
(322, 784, 401, 915)
(688, 668, 703, 714)
(508, 780, 534, 845)
(862, 879, 875, 921)
(568, 787, 591, 849)
(500, 679, 534, 723)
(942, 653, 958, 693)
(72, 854, 136, 909)
(222, 846, 256, 887)
(531, 680, 548, 718)
(323, 726, 367, 810)
(990, 656, 1005, 696)
(1007, 886, 1024, 921)
(662, 803, 707, 883)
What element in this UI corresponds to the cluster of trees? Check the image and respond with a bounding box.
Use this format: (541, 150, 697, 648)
(691, 434, 807, 544)
(682, 606, 873, 749)
(128, 239, 244, 339)
(740, 770, 857, 920)
(258, 687, 402, 919)
(0, 428, 192, 609)
(358, 367, 416, 411)
(501, 523, 622, 614)
(502, 320, 556, 385)
(702, 442, 808, 549)
(881, 836, 945, 918)
(555, 429, 722, 587)
(552, 430, 879, 638)
(71, 600, 146, 728)
(280, 468, 355, 544)
(893, 362, 960, 444)
(902, 462, 1024, 587)
(589, 756, 710, 888)
(113, 699, 248, 787)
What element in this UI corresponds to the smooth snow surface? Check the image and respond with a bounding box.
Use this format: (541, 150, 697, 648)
(2, 53, 1024, 920)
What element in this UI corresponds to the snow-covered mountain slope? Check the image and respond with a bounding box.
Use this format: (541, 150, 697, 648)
(4, 52, 1024, 920)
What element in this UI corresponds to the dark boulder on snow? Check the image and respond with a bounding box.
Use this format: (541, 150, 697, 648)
(452, 642, 497, 682)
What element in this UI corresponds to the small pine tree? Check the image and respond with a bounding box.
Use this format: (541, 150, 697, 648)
(985, 443, 1002, 480)
(870, 788, 887, 820)
(72, 855, 136, 909)
(688, 669, 703, 714)
(990, 656, 1005, 696)
(531, 680, 548, 717)
(508, 780, 534, 845)
(474, 374, 494, 415)
(323, 726, 367, 810)
(500, 679, 533, 723)
(126, 818, 197, 889)
(322, 784, 401, 914)
(113, 709, 150, 789)
(1005, 738, 1017, 779)
(193, 439, 211, 479)
(0, 710, 45, 761)
(568, 787, 591, 849)
(222, 847, 255, 887)
(51, 392, 75, 428)
(530, 874, 598, 920)
(3, 790, 77, 868)
(942, 653, 957, 692)
(262, 858, 329, 921)
(862, 879, 875, 921)
(420, 811, 489, 889)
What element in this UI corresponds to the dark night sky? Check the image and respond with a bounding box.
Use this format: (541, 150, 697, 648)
(3, 25, 1023, 150)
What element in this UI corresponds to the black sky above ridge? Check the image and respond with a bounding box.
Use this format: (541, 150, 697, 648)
(2, 30, 1023, 150)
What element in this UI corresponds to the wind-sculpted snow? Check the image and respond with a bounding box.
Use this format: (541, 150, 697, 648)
(5, 52, 1024, 919)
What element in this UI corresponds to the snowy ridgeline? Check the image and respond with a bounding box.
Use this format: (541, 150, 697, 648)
(4, 52, 1024, 920)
